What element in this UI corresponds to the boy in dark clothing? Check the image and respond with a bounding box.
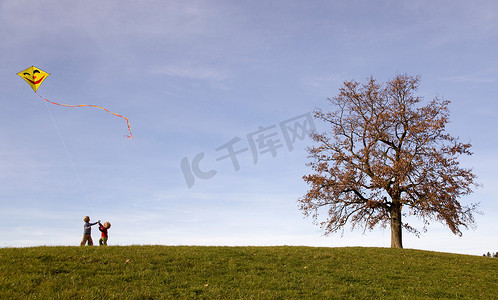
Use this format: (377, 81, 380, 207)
(80, 216, 99, 246)
(98, 221, 111, 246)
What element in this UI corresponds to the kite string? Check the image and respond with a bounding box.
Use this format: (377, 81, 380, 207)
(42, 100, 96, 214)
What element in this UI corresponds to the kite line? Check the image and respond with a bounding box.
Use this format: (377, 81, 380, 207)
(43, 101, 96, 214)
(17, 66, 133, 215)
(35, 91, 133, 139)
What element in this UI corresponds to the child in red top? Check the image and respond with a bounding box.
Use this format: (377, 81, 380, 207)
(98, 221, 111, 246)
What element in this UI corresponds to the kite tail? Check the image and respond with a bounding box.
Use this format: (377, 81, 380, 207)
(35, 91, 133, 139)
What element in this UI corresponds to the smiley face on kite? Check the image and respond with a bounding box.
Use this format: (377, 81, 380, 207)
(17, 66, 50, 92)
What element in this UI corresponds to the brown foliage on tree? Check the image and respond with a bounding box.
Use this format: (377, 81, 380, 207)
(299, 74, 479, 248)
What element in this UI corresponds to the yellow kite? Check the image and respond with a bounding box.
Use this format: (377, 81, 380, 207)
(17, 66, 133, 139)
(17, 66, 50, 92)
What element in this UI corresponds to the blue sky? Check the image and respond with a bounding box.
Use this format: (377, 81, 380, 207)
(1, 1, 497, 255)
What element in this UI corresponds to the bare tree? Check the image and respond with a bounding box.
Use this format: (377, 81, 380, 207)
(299, 74, 479, 248)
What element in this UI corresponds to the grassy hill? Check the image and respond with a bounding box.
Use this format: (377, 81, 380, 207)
(0, 246, 496, 299)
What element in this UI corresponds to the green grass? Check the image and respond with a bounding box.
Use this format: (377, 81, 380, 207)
(0, 246, 496, 299)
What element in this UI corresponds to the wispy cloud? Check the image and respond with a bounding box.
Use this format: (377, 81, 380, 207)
(152, 64, 229, 81)
(0, 1, 213, 41)
(441, 68, 498, 83)
(300, 73, 348, 88)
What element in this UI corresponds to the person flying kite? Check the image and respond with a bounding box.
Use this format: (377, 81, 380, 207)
(17, 66, 133, 139)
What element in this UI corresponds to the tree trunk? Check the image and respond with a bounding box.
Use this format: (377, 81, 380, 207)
(390, 203, 403, 248)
